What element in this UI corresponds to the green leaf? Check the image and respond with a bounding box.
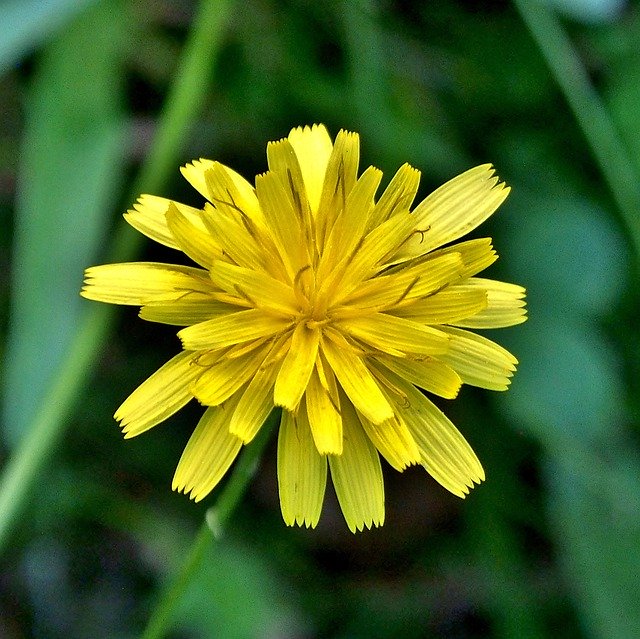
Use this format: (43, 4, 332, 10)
(0, 0, 99, 73)
(2, 0, 129, 446)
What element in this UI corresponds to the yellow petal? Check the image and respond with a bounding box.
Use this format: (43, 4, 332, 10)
(273, 324, 320, 410)
(315, 166, 383, 291)
(322, 166, 382, 270)
(398, 164, 510, 258)
(165, 202, 221, 269)
(191, 347, 267, 406)
(438, 326, 518, 391)
(81, 262, 213, 305)
(287, 124, 333, 214)
(391, 287, 488, 325)
(200, 202, 270, 274)
(340, 252, 464, 311)
(181, 159, 262, 223)
(373, 355, 462, 399)
(229, 358, 278, 443)
(124, 194, 206, 249)
(305, 366, 342, 455)
(338, 210, 417, 288)
(278, 409, 327, 528)
(367, 163, 421, 230)
(452, 278, 527, 329)
(172, 403, 243, 502)
(139, 297, 236, 326)
(338, 313, 450, 357)
(209, 260, 298, 316)
(384, 372, 484, 496)
(178, 309, 290, 351)
(115, 351, 200, 437)
(199, 161, 264, 223)
(328, 398, 384, 533)
(428, 237, 497, 279)
(357, 411, 421, 471)
(180, 158, 216, 201)
(266, 137, 313, 231)
(321, 335, 394, 424)
(315, 129, 360, 248)
(255, 171, 307, 278)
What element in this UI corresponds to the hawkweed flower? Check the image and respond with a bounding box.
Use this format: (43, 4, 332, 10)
(81, 124, 526, 532)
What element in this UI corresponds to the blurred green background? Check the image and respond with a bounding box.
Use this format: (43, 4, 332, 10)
(2, 0, 640, 637)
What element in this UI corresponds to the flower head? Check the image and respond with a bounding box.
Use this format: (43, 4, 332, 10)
(82, 124, 526, 532)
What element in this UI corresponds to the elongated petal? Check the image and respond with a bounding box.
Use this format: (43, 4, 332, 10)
(115, 352, 199, 437)
(172, 403, 243, 501)
(438, 326, 518, 391)
(139, 297, 236, 326)
(255, 171, 307, 278)
(181, 158, 216, 201)
(305, 366, 342, 455)
(339, 210, 417, 287)
(452, 278, 527, 328)
(267, 138, 312, 228)
(274, 324, 320, 410)
(229, 359, 278, 443)
(209, 260, 298, 316)
(191, 347, 267, 406)
(200, 202, 269, 274)
(278, 409, 327, 528)
(398, 164, 509, 258)
(81, 263, 213, 305)
(367, 163, 421, 230)
(357, 411, 421, 471)
(323, 166, 382, 268)
(124, 194, 206, 249)
(214, 163, 263, 222)
(321, 336, 394, 424)
(373, 355, 462, 399)
(427, 237, 497, 279)
(288, 124, 333, 214)
(165, 202, 221, 269)
(338, 313, 450, 357)
(181, 160, 262, 223)
(392, 287, 488, 325)
(328, 399, 384, 532)
(341, 252, 464, 310)
(315, 129, 360, 248)
(383, 372, 484, 496)
(178, 309, 291, 351)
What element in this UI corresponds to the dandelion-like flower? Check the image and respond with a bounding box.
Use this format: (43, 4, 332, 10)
(81, 124, 526, 532)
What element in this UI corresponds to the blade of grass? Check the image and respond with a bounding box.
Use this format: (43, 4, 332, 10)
(0, 0, 236, 553)
(513, 0, 640, 261)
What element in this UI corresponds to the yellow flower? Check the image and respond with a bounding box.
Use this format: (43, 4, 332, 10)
(81, 124, 526, 532)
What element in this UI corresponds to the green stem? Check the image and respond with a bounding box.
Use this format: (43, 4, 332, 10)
(0, 0, 235, 553)
(513, 0, 640, 260)
(141, 413, 277, 639)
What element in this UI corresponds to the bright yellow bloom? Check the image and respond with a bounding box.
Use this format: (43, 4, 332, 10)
(82, 124, 526, 532)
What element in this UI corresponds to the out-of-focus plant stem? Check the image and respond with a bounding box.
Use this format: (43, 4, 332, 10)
(514, 0, 640, 263)
(141, 413, 277, 639)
